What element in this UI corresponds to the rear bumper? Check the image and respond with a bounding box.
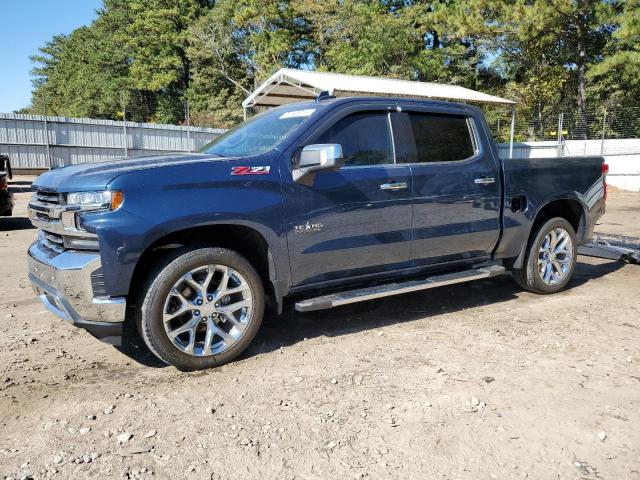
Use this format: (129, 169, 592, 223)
(27, 242, 126, 345)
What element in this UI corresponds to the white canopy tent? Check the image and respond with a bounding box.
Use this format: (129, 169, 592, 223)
(242, 68, 518, 157)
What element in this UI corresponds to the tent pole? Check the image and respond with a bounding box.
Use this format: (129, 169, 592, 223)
(243, 106, 247, 121)
(509, 107, 516, 159)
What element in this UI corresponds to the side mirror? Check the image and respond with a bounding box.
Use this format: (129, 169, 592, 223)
(293, 144, 344, 185)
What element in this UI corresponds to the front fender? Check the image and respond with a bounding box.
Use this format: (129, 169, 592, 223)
(79, 156, 287, 297)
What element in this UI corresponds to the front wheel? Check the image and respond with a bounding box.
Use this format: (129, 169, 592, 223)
(138, 247, 264, 370)
(511, 217, 578, 294)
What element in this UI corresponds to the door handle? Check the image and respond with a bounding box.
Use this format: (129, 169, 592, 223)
(380, 181, 408, 191)
(474, 177, 496, 185)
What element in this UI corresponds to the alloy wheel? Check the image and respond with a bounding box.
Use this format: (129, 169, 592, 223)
(537, 227, 574, 286)
(162, 264, 253, 356)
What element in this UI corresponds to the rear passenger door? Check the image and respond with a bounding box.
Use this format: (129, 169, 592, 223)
(392, 105, 501, 266)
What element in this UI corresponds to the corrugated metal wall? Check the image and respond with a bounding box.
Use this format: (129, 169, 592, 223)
(0, 113, 225, 169)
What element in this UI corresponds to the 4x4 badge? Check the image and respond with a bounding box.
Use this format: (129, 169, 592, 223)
(294, 221, 323, 234)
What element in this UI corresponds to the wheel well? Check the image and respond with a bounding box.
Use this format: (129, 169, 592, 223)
(532, 199, 584, 239)
(129, 225, 274, 305)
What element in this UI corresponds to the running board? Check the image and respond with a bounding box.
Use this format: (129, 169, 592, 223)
(295, 265, 506, 312)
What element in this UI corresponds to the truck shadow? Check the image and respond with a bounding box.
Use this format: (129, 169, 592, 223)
(116, 258, 627, 369)
(0, 216, 34, 231)
(246, 258, 627, 359)
(9, 182, 34, 194)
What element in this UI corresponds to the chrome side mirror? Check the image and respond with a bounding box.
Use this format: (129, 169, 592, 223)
(293, 144, 344, 185)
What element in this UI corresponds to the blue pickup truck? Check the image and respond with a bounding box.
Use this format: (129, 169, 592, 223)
(27, 97, 607, 370)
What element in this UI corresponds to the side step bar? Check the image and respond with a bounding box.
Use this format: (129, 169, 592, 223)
(295, 264, 506, 312)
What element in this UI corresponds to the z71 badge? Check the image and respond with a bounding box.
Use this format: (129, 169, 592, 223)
(231, 166, 271, 175)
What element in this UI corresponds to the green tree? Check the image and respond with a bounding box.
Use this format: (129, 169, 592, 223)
(442, 0, 621, 136)
(587, 0, 640, 136)
(589, 0, 640, 93)
(30, 25, 129, 118)
(187, 0, 310, 126)
(299, 1, 424, 78)
(30, 0, 210, 123)
(28, 0, 633, 132)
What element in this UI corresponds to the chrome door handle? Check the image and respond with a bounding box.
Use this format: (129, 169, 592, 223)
(474, 177, 495, 185)
(380, 182, 408, 191)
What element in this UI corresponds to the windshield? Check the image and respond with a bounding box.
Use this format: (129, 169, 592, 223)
(199, 104, 321, 157)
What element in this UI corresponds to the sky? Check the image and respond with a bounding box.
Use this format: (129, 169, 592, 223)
(0, 0, 102, 113)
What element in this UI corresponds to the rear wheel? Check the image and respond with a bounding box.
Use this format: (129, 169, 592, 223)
(138, 247, 264, 370)
(511, 217, 577, 294)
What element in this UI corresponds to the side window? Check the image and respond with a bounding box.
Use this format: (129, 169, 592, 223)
(315, 112, 393, 166)
(403, 113, 476, 163)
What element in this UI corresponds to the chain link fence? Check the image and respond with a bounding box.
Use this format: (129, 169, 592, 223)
(485, 104, 640, 155)
(483, 103, 640, 191)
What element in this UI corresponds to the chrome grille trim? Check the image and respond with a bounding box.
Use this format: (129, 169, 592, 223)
(43, 232, 64, 244)
(35, 191, 61, 204)
(38, 237, 66, 256)
(29, 188, 99, 257)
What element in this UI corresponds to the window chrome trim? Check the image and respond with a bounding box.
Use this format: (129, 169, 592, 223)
(467, 117, 481, 156)
(387, 112, 397, 165)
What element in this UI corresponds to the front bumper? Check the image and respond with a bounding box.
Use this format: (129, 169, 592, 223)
(28, 242, 126, 345)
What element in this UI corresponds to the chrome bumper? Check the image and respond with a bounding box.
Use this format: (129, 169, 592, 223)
(28, 242, 126, 344)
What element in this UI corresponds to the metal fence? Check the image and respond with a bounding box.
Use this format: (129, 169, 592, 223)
(0, 113, 225, 170)
(486, 103, 640, 192)
(486, 104, 640, 149)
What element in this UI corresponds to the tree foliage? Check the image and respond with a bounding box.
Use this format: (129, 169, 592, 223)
(28, 0, 639, 129)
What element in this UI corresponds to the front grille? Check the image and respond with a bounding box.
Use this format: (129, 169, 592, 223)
(39, 232, 66, 256)
(31, 189, 67, 257)
(43, 231, 64, 245)
(35, 211, 56, 222)
(30, 187, 99, 257)
(35, 189, 61, 205)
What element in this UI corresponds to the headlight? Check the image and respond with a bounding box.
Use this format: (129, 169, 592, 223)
(65, 191, 124, 211)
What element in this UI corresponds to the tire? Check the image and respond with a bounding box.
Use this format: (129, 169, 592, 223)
(138, 246, 264, 371)
(511, 217, 577, 294)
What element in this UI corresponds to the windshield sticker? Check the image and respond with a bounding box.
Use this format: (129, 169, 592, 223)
(279, 109, 316, 120)
(231, 166, 271, 176)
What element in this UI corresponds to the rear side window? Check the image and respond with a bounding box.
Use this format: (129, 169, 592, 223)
(401, 113, 476, 163)
(315, 112, 393, 166)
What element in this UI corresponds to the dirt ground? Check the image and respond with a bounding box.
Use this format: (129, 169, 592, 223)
(1, 177, 639, 480)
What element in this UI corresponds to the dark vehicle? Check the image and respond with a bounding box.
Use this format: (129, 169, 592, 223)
(27, 97, 607, 370)
(0, 155, 14, 217)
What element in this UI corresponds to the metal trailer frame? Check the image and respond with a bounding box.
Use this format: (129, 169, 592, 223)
(578, 234, 640, 264)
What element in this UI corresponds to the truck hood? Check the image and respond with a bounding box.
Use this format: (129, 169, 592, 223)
(33, 153, 225, 192)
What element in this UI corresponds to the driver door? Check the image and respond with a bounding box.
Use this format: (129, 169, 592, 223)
(283, 105, 413, 287)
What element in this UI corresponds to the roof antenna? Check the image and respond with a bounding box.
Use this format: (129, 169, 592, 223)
(316, 91, 336, 102)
